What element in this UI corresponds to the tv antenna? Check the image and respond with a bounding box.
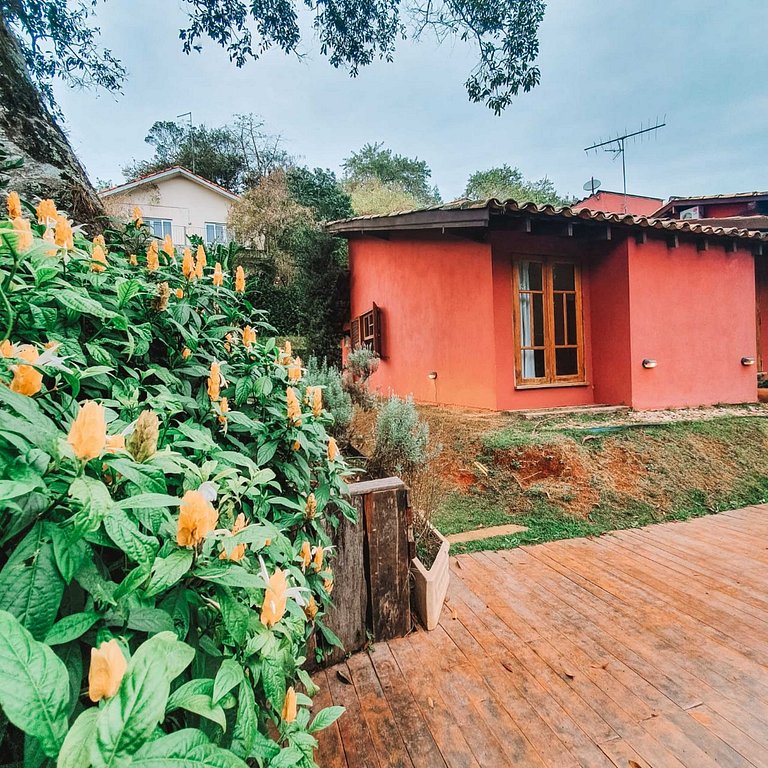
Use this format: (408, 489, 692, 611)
(584, 118, 666, 212)
(177, 111, 195, 174)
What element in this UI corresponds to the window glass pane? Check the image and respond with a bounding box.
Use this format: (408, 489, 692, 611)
(519, 293, 532, 347)
(519, 261, 542, 291)
(556, 347, 578, 376)
(163, 221, 172, 237)
(534, 349, 546, 378)
(554, 293, 565, 345)
(532, 293, 544, 347)
(553, 263, 575, 291)
(566, 294, 577, 346)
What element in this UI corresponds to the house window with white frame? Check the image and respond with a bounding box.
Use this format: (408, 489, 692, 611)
(145, 219, 172, 239)
(205, 222, 228, 244)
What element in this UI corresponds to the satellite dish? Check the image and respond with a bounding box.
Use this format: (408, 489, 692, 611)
(583, 177, 601, 195)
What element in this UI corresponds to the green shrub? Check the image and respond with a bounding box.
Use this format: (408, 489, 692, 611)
(305, 356, 353, 443)
(0, 193, 352, 766)
(369, 395, 429, 479)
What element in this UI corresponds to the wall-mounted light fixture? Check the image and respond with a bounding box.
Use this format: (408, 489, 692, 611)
(742, 357, 756, 366)
(427, 371, 438, 380)
(642, 359, 657, 369)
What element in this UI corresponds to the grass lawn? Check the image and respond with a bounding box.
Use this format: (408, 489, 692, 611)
(425, 409, 768, 554)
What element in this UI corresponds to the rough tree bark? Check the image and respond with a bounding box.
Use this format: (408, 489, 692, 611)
(0, 15, 104, 223)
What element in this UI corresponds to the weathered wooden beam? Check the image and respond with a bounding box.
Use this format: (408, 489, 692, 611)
(697, 238, 709, 252)
(667, 234, 679, 249)
(634, 230, 648, 245)
(755, 243, 764, 257)
(726, 240, 738, 253)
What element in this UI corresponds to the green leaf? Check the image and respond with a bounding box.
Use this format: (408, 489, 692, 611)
(114, 494, 181, 510)
(213, 658, 244, 705)
(217, 590, 249, 646)
(91, 632, 194, 768)
(166, 679, 227, 732)
(69, 477, 114, 535)
(57, 708, 99, 768)
(0, 524, 65, 639)
(50, 527, 88, 584)
(56, 290, 118, 320)
(116, 279, 142, 309)
(260, 659, 285, 713)
(45, 611, 100, 646)
(308, 705, 345, 733)
(0, 610, 69, 758)
(231, 680, 258, 759)
(103, 508, 158, 567)
(132, 729, 249, 767)
(144, 550, 193, 598)
(269, 747, 304, 768)
(126, 606, 175, 634)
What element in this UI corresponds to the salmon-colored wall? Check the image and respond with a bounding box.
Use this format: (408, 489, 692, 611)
(626, 239, 757, 409)
(578, 191, 663, 217)
(702, 202, 752, 218)
(348, 236, 498, 409)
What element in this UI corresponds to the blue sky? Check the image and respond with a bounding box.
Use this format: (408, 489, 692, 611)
(54, 0, 768, 203)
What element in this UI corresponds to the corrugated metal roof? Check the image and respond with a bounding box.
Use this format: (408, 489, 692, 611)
(327, 198, 768, 243)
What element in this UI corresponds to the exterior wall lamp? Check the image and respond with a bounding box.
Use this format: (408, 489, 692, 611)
(742, 357, 756, 366)
(427, 371, 438, 380)
(642, 359, 657, 369)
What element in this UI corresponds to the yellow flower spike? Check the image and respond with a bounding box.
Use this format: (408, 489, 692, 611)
(312, 546, 324, 571)
(93, 234, 106, 248)
(292, 439, 300, 451)
(146, 241, 159, 272)
(12, 217, 32, 252)
(133, 206, 143, 226)
(279, 340, 292, 365)
(128, 410, 159, 463)
(162, 233, 174, 259)
(196, 244, 207, 269)
(36, 199, 57, 225)
(286, 387, 302, 425)
(6, 191, 22, 219)
(328, 437, 339, 462)
(176, 489, 218, 548)
(305, 493, 317, 520)
(219, 512, 246, 562)
(235, 265, 245, 293)
(304, 594, 318, 621)
(287, 361, 301, 382)
(54, 215, 74, 250)
(208, 361, 221, 402)
(260, 569, 288, 627)
(0, 339, 13, 358)
(212, 262, 223, 287)
(91, 244, 107, 273)
(175, 288, 184, 299)
(218, 396, 229, 425)
(105, 434, 125, 452)
(129, 253, 138, 266)
(182, 247, 195, 280)
(68, 401, 107, 461)
(154, 282, 170, 312)
(88, 639, 127, 703)
(282, 687, 297, 723)
(10, 345, 43, 396)
(42, 227, 56, 256)
(182, 347, 192, 359)
(323, 576, 334, 594)
(242, 325, 257, 347)
(299, 541, 311, 569)
(311, 386, 322, 417)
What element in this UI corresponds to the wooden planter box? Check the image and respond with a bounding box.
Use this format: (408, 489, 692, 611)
(411, 524, 450, 631)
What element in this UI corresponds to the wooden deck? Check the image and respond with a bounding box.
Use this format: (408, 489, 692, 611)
(313, 505, 768, 767)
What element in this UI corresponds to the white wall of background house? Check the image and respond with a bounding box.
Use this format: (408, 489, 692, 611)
(100, 167, 238, 246)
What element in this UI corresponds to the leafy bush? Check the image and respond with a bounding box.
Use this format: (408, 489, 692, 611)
(0, 193, 352, 766)
(343, 346, 379, 410)
(368, 395, 429, 479)
(305, 357, 352, 444)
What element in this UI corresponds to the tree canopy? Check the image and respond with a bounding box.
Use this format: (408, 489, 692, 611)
(2, 0, 546, 115)
(123, 114, 289, 192)
(464, 164, 574, 206)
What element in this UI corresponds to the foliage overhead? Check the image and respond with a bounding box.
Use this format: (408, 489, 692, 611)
(346, 178, 425, 216)
(464, 164, 575, 207)
(3, 0, 546, 114)
(0, 188, 352, 766)
(123, 114, 289, 192)
(342, 143, 440, 206)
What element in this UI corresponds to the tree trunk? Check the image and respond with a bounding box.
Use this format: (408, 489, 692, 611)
(0, 15, 104, 224)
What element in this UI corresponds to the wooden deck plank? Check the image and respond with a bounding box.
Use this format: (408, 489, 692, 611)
(314, 505, 768, 767)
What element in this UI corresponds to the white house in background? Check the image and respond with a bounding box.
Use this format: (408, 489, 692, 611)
(99, 166, 239, 247)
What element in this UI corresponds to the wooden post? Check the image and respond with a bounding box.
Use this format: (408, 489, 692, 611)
(354, 477, 412, 641)
(311, 477, 412, 668)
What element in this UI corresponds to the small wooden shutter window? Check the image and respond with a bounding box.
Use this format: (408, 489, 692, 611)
(350, 316, 361, 349)
(371, 303, 382, 356)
